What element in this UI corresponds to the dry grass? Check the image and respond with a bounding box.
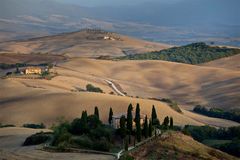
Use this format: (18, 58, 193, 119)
(201, 54, 240, 71)
(129, 131, 238, 160)
(0, 30, 171, 57)
(0, 53, 67, 64)
(58, 58, 240, 110)
(0, 78, 202, 126)
(0, 57, 239, 128)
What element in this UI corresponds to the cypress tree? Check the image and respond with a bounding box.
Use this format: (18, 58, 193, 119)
(163, 116, 170, 129)
(170, 117, 173, 129)
(127, 103, 133, 133)
(81, 110, 88, 133)
(135, 103, 141, 142)
(120, 115, 126, 138)
(151, 105, 159, 126)
(94, 106, 99, 119)
(148, 120, 153, 137)
(108, 107, 113, 125)
(143, 115, 148, 138)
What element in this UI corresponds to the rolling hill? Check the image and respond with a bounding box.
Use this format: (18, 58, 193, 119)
(55, 58, 240, 110)
(0, 57, 239, 128)
(202, 54, 240, 71)
(128, 131, 238, 160)
(0, 30, 171, 57)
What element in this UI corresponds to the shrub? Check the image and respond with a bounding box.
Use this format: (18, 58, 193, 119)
(72, 135, 93, 149)
(161, 98, 182, 113)
(0, 124, 15, 128)
(23, 132, 50, 146)
(90, 125, 113, 141)
(52, 121, 71, 146)
(92, 137, 111, 152)
(86, 84, 103, 93)
(23, 123, 46, 129)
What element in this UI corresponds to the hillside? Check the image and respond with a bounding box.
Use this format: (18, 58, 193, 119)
(0, 58, 239, 128)
(0, 78, 204, 127)
(0, 29, 171, 58)
(128, 131, 238, 160)
(0, 127, 114, 160)
(202, 54, 240, 71)
(119, 42, 240, 64)
(56, 58, 240, 110)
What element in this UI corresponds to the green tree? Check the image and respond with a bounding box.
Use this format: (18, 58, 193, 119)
(94, 106, 99, 120)
(170, 117, 173, 129)
(81, 111, 88, 133)
(108, 107, 113, 125)
(120, 115, 126, 138)
(151, 105, 160, 126)
(162, 116, 170, 129)
(124, 136, 129, 151)
(143, 115, 148, 138)
(127, 103, 133, 133)
(148, 120, 153, 137)
(70, 118, 82, 134)
(135, 103, 141, 142)
(88, 115, 101, 129)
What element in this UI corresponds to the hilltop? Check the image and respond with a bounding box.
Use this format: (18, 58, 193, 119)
(127, 131, 238, 160)
(0, 29, 171, 58)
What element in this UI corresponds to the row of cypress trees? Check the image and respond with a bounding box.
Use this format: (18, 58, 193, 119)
(108, 103, 174, 144)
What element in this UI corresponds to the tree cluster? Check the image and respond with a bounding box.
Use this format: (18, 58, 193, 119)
(193, 105, 240, 123)
(119, 42, 240, 64)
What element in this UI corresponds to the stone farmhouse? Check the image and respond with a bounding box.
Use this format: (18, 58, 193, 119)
(25, 67, 42, 75)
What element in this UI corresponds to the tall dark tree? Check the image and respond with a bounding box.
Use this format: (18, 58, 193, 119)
(124, 136, 129, 151)
(70, 118, 82, 135)
(120, 115, 126, 138)
(81, 111, 88, 133)
(94, 106, 99, 119)
(151, 105, 160, 126)
(127, 103, 133, 133)
(143, 115, 148, 138)
(108, 107, 113, 125)
(135, 103, 141, 142)
(170, 117, 173, 129)
(162, 116, 170, 129)
(148, 120, 153, 137)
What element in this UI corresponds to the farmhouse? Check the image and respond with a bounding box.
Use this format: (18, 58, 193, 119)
(103, 36, 116, 41)
(112, 113, 147, 129)
(25, 67, 42, 75)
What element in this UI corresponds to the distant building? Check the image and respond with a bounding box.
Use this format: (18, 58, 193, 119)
(111, 113, 147, 129)
(25, 67, 42, 75)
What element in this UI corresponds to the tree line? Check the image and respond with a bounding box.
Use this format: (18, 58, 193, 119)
(118, 42, 240, 64)
(108, 103, 174, 150)
(193, 105, 240, 123)
(26, 103, 174, 152)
